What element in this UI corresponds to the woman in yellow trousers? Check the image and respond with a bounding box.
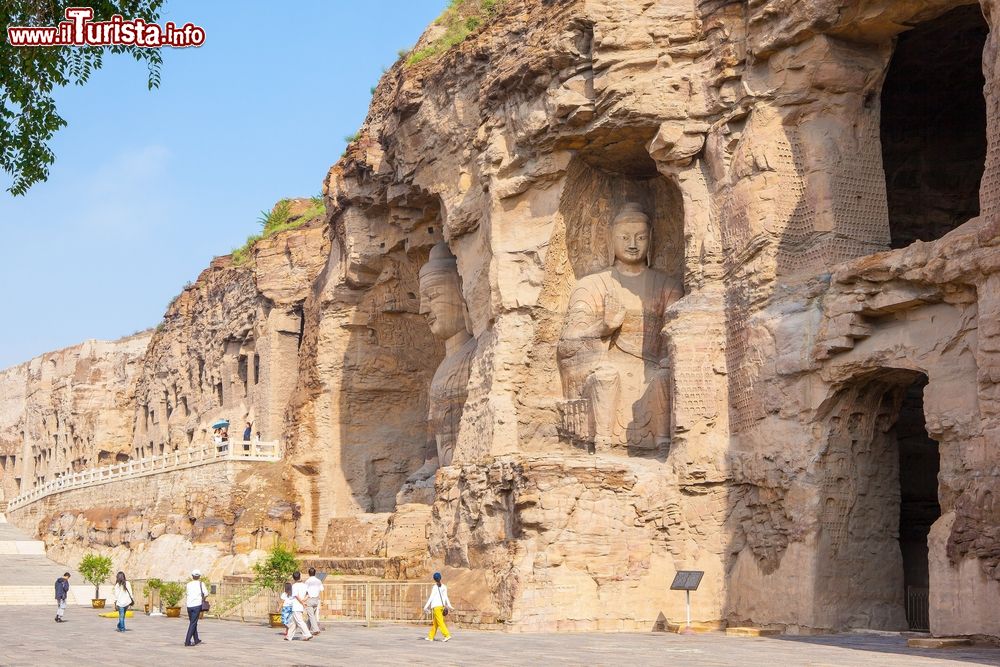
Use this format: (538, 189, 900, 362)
(423, 572, 454, 642)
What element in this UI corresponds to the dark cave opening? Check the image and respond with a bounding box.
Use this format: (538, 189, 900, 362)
(881, 4, 987, 249)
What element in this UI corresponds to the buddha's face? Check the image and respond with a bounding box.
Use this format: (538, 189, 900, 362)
(419, 272, 466, 340)
(611, 220, 650, 266)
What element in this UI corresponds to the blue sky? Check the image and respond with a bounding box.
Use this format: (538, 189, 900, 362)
(0, 1, 443, 369)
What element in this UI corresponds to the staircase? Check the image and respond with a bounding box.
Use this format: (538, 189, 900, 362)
(0, 516, 89, 606)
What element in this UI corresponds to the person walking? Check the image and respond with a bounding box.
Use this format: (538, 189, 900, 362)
(304, 567, 324, 635)
(184, 569, 208, 647)
(286, 571, 313, 641)
(279, 583, 295, 637)
(54, 572, 70, 622)
(112, 571, 134, 632)
(423, 572, 454, 642)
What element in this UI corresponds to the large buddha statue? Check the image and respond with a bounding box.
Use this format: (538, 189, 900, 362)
(418, 243, 477, 466)
(557, 203, 682, 451)
(398, 243, 477, 504)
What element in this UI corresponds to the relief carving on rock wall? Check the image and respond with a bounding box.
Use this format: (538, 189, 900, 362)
(557, 203, 683, 453)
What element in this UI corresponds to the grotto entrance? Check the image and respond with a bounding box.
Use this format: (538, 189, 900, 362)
(896, 376, 940, 631)
(816, 369, 940, 631)
(880, 4, 987, 250)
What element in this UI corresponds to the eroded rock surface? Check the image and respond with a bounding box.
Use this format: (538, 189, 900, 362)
(2, 0, 1000, 637)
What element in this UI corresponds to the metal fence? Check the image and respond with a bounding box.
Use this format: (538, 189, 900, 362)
(211, 580, 436, 625)
(906, 586, 930, 631)
(127, 578, 435, 626)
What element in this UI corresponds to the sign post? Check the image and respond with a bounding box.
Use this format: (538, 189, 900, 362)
(669, 570, 704, 635)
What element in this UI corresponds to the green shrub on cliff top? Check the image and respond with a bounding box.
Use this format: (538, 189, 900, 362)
(406, 0, 506, 65)
(231, 198, 324, 266)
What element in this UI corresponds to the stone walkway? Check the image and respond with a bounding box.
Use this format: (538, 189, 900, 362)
(1, 606, 998, 666)
(0, 518, 87, 605)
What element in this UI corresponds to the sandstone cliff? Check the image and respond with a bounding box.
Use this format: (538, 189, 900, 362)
(3, 0, 1000, 638)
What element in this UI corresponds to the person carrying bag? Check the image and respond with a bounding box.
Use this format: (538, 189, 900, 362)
(112, 571, 134, 633)
(422, 572, 454, 642)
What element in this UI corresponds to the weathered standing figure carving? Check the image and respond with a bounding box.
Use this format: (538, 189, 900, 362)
(558, 203, 682, 451)
(418, 242, 476, 468)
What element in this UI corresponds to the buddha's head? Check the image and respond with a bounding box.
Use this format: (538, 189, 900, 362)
(608, 202, 652, 268)
(418, 242, 470, 340)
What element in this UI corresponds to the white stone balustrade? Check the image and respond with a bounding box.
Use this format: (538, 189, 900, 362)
(6, 440, 280, 511)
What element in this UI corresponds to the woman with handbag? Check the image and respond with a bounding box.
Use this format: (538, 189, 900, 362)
(422, 572, 454, 642)
(112, 571, 134, 632)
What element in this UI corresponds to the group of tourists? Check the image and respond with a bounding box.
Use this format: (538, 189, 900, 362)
(53, 568, 456, 645)
(279, 568, 324, 640)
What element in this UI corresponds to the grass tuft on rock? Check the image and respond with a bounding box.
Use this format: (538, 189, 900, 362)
(231, 198, 325, 266)
(406, 0, 505, 65)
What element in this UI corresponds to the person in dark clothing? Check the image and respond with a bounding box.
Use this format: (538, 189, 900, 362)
(54, 572, 70, 622)
(243, 421, 252, 442)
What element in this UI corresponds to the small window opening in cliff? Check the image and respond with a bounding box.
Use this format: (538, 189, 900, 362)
(238, 355, 249, 396)
(881, 4, 987, 249)
(215, 382, 223, 405)
(296, 307, 305, 350)
(897, 376, 940, 631)
(253, 354, 260, 384)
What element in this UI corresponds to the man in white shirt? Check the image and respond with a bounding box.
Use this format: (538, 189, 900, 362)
(184, 570, 208, 647)
(304, 567, 324, 634)
(287, 571, 313, 641)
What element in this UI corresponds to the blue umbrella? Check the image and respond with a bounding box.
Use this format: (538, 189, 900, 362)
(211, 419, 230, 430)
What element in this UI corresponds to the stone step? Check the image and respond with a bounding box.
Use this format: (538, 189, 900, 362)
(300, 556, 396, 578)
(907, 637, 973, 649)
(0, 586, 90, 606)
(726, 626, 781, 637)
(665, 620, 726, 634)
(0, 541, 46, 555)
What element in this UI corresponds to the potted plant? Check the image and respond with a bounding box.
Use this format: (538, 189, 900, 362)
(143, 578, 163, 614)
(252, 542, 299, 628)
(78, 553, 113, 608)
(160, 581, 185, 617)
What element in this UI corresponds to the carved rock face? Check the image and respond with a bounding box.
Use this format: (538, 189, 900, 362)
(418, 272, 467, 341)
(610, 220, 650, 267)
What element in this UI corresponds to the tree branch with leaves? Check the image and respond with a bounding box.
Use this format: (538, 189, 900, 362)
(0, 1, 164, 195)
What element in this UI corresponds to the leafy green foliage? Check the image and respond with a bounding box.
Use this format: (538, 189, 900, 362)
(159, 581, 185, 608)
(252, 542, 299, 591)
(344, 132, 360, 143)
(231, 198, 325, 266)
(78, 553, 113, 598)
(406, 0, 505, 65)
(0, 1, 164, 195)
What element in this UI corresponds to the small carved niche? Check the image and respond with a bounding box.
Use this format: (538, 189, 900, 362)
(560, 157, 684, 283)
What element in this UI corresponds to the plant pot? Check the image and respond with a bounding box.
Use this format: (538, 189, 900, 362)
(269, 612, 285, 628)
(144, 603, 151, 614)
(165, 606, 181, 618)
(91, 599, 106, 609)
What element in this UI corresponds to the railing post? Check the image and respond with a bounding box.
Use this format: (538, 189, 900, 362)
(365, 581, 372, 627)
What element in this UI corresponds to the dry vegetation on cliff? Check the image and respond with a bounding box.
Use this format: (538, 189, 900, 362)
(405, 0, 506, 64)
(231, 197, 325, 265)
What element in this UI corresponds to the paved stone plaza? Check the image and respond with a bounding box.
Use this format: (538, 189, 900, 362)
(0, 606, 998, 666)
